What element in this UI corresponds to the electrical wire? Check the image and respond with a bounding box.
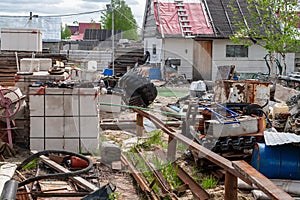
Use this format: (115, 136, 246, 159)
(113, 8, 143, 31)
(42, 9, 107, 18)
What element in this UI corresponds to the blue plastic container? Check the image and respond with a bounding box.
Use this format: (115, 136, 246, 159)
(102, 69, 113, 76)
(149, 68, 161, 80)
(251, 143, 300, 180)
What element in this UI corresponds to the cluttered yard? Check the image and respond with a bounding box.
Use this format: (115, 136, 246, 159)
(1, 65, 300, 200)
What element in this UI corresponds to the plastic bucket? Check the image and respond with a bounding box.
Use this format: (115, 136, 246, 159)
(70, 156, 89, 169)
(251, 143, 300, 179)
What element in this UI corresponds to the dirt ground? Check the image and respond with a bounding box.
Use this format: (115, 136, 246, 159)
(3, 85, 256, 200)
(97, 86, 256, 200)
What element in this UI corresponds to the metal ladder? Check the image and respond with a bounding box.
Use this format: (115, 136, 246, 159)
(175, 0, 193, 37)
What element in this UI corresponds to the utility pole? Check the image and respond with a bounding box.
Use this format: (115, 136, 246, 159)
(106, 4, 115, 76)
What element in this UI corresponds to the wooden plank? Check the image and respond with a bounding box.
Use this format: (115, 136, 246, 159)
(232, 160, 293, 200)
(39, 155, 98, 192)
(224, 172, 237, 200)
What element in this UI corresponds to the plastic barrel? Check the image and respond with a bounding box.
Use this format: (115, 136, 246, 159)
(149, 68, 161, 80)
(251, 143, 300, 179)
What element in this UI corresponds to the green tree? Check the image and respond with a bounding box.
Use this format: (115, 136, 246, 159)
(61, 24, 71, 39)
(101, 0, 138, 40)
(230, 0, 300, 75)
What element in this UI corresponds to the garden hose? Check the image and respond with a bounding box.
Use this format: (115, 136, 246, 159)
(17, 150, 93, 187)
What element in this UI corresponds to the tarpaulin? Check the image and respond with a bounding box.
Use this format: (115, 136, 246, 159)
(154, 1, 213, 35)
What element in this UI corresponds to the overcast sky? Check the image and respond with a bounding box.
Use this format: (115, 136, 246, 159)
(0, 0, 146, 27)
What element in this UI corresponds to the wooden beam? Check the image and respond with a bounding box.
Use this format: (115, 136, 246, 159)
(136, 113, 143, 136)
(39, 155, 98, 192)
(232, 160, 293, 200)
(224, 172, 237, 200)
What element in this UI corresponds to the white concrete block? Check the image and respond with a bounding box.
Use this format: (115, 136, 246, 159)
(20, 58, 40, 72)
(63, 89, 79, 116)
(45, 88, 64, 116)
(80, 117, 98, 137)
(38, 58, 52, 71)
(205, 116, 258, 137)
(45, 117, 64, 137)
(30, 117, 44, 137)
(64, 139, 80, 152)
(64, 117, 79, 137)
(30, 138, 44, 151)
(79, 88, 98, 116)
(80, 138, 99, 155)
(45, 139, 64, 150)
(29, 94, 45, 116)
(99, 94, 122, 113)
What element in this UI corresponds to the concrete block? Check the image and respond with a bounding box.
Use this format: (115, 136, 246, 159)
(63, 89, 79, 116)
(205, 116, 258, 137)
(45, 139, 64, 150)
(80, 117, 98, 137)
(30, 117, 44, 137)
(29, 94, 45, 116)
(45, 117, 64, 137)
(38, 58, 52, 71)
(79, 88, 98, 116)
(81, 138, 99, 155)
(99, 94, 122, 113)
(20, 58, 40, 72)
(45, 88, 64, 116)
(64, 139, 80, 152)
(100, 142, 121, 164)
(64, 117, 79, 137)
(30, 138, 44, 151)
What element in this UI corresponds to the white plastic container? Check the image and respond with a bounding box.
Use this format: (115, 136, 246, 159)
(190, 80, 206, 97)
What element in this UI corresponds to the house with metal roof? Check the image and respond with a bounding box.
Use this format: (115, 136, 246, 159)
(142, 0, 295, 80)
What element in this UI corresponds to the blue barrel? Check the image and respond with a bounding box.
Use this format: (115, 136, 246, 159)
(149, 68, 161, 80)
(251, 143, 300, 180)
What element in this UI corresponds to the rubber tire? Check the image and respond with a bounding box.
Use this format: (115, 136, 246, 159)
(119, 69, 157, 107)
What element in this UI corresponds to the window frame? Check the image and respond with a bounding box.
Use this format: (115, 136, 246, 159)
(226, 45, 248, 58)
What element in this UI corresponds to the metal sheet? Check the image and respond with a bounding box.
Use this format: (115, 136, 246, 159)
(0, 17, 61, 41)
(213, 80, 270, 106)
(264, 131, 300, 146)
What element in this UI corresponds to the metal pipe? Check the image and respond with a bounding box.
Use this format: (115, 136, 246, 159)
(112, 8, 115, 76)
(1, 180, 18, 200)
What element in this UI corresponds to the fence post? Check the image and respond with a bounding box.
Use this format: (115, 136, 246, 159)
(136, 113, 143, 136)
(225, 171, 237, 200)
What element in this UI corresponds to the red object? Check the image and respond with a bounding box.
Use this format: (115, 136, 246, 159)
(70, 156, 89, 169)
(153, 1, 213, 35)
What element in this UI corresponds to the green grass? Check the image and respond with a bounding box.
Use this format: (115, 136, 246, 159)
(201, 174, 218, 189)
(157, 87, 189, 98)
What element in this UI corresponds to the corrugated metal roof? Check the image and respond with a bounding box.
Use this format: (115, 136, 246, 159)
(264, 131, 300, 146)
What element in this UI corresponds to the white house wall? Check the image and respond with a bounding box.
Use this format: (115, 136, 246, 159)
(144, 37, 163, 64)
(163, 38, 194, 79)
(212, 39, 295, 80)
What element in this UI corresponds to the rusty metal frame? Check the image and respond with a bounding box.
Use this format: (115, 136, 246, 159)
(133, 108, 293, 200)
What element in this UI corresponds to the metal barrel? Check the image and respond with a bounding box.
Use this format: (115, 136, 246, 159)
(251, 143, 300, 179)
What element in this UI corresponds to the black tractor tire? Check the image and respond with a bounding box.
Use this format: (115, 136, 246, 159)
(119, 69, 157, 107)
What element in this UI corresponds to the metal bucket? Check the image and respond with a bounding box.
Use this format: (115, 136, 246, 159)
(251, 143, 300, 179)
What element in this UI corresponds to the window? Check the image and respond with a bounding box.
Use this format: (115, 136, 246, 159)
(152, 44, 157, 55)
(226, 45, 248, 57)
